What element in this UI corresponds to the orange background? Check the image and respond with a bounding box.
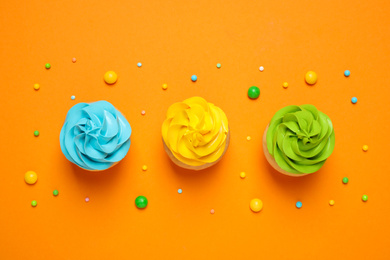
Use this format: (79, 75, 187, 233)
(1, 0, 390, 259)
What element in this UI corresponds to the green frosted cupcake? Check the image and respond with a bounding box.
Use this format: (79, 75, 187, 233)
(263, 105, 335, 176)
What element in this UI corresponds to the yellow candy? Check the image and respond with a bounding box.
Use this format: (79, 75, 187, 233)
(25, 171, 38, 185)
(362, 145, 368, 152)
(162, 83, 168, 90)
(305, 71, 318, 85)
(33, 83, 40, 90)
(240, 172, 246, 179)
(250, 199, 263, 212)
(282, 82, 288, 88)
(104, 71, 118, 84)
(142, 165, 148, 171)
(329, 200, 335, 206)
(246, 136, 251, 141)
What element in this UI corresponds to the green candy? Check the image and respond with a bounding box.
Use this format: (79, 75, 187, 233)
(45, 63, 51, 69)
(247, 86, 260, 99)
(342, 177, 349, 184)
(362, 195, 368, 202)
(135, 196, 148, 209)
(31, 200, 37, 207)
(266, 105, 335, 174)
(34, 130, 39, 137)
(53, 190, 59, 196)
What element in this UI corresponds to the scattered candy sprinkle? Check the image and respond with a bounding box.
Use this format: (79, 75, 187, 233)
(135, 196, 148, 209)
(45, 63, 51, 69)
(216, 63, 221, 68)
(296, 201, 302, 209)
(104, 71, 118, 85)
(25, 171, 38, 185)
(137, 62, 142, 67)
(305, 71, 317, 85)
(240, 172, 246, 179)
(344, 70, 350, 77)
(34, 130, 40, 137)
(141, 110, 146, 115)
(31, 200, 37, 207)
(250, 198, 263, 212)
(162, 83, 168, 90)
(53, 190, 59, 196)
(329, 200, 335, 206)
(362, 195, 368, 202)
(259, 66, 264, 72)
(191, 75, 197, 82)
(178, 189, 182, 194)
(71, 95, 75, 100)
(85, 197, 90, 202)
(72, 58, 76, 63)
(282, 82, 288, 88)
(362, 145, 368, 152)
(248, 86, 260, 99)
(246, 136, 251, 141)
(142, 165, 148, 171)
(210, 209, 215, 214)
(33, 83, 40, 90)
(351, 97, 358, 104)
(342, 177, 349, 184)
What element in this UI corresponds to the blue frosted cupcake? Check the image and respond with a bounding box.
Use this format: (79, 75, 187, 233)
(60, 101, 132, 171)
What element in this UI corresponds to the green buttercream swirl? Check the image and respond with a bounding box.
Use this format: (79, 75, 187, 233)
(266, 105, 335, 174)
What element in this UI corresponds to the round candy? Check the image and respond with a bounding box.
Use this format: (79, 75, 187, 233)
(250, 198, 263, 213)
(344, 70, 350, 77)
(85, 197, 90, 202)
(246, 136, 251, 141)
(210, 209, 215, 214)
(142, 165, 148, 171)
(247, 86, 260, 99)
(240, 172, 246, 179)
(71, 95, 75, 100)
(53, 190, 59, 196)
(342, 177, 349, 184)
(25, 171, 38, 185)
(72, 57, 77, 63)
(141, 110, 146, 115)
(351, 97, 358, 104)
(45, 63, 51, 69)
(216, 63, 221, 68)
(362, 194, 368, 202)
(137, 62, 142, 67)
(104, 71, 118, 85)
(329, 200, 335, 206)
(162, 83, 168, 90)
(135, 196, 148, 209)
(31, 200, 37, 207)
(191, 75, 197, 82)
(259, 66, 264, 72)
(362, 145, 368, 152)
(282, 82, 288, 88)
(33, 83, 40, 90)
(305, 71, 317, 85)
(178, 189, 182, 194)
(296, 201, 302, 209)
(34, 130, 39, 137)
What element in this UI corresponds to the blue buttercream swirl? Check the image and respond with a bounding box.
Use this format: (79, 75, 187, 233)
(60, 101, 132, 171)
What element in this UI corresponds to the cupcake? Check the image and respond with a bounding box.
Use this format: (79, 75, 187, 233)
(60, 100, 132, 171)
(263, 105, 335, 176)
(162, 97, 229, 170)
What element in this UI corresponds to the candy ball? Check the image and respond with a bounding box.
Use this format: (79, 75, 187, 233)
(351, 97, 358, 104)
(72, 58, 77, 63)
(248, 86, 260, 99)
(296, 201, 302, 209)
(329, 200, 335, 206)
(362, 195, 368, 202)
(162, 83, 168, 90)
(53, 190, 59, 196)
(259, 66, 264, 72)
(191, 75, 197, 82)
(342, 177, 349, 184)
(31, 200, 37, 207)
(135, 196, 148, 209)
(137, 62, 142, 67)
(25, 171, 38, 184)
(362, 145, 368, 152)
(344, 70, 350, 77)
(178, 189, 182, 194)
(250, 198, 263, 212)
(104, 71, 118, 85)
(210, 209, 215, 214)
(216, 63, 221, 68)
(71, 95, 75, 100)
(240, 172, 246, 179)
(282, 82, 288, 88)
(142, 165, 148, 171)
(305, 71, 317, 85)
(45, 63, 51, 69)
(33, 83, 40, 90)
(34, 130, 39, 137)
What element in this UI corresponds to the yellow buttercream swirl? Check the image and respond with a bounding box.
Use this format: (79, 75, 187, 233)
(162, 97, 229, 166)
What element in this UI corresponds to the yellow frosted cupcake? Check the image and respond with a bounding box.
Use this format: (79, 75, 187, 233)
(162, 97, 230, 170)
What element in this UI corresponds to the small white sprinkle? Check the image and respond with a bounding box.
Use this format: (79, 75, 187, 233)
(259, 66, 264, 72)
(85, 197, 90, 202)
(71, 95, 75, 100)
